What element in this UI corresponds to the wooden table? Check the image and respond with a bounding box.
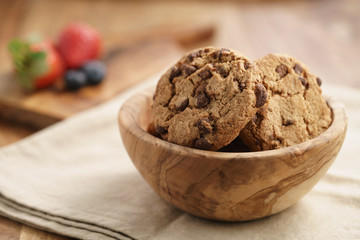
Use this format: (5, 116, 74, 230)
(1, 0, 359, 239)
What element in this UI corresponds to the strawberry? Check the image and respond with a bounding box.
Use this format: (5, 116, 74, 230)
(8, 39, 64, 90)
(58, 22, 101, 68)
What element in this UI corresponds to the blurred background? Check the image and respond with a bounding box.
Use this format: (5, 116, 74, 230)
(1, 0, 359, 86)
(0, 0, 359, 239)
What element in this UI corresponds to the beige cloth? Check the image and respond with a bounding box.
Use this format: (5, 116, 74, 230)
(0, 75, 359, 240)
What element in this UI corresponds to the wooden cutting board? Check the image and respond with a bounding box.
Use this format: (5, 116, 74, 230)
(0, 40, 180, 129)
(0, 23, 214, 130)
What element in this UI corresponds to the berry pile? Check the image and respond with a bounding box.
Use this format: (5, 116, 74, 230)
(65, 60, 106, 90)
(8, 22, 106, 91)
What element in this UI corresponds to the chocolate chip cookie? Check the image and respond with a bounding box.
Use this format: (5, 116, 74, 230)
(152, 47, 267, 151)
(240, 54, 332, 151)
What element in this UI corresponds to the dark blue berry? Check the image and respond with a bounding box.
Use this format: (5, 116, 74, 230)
(81, 60, 106, 85)
(65, 70, 87, 90)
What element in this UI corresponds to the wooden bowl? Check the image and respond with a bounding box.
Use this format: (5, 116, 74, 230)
(118, 88, 347, 221)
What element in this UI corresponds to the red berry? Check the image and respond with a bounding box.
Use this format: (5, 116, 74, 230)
(57, 22, 101, 68)
(8, 39, 64, 90)
(31, 41, 64, 89)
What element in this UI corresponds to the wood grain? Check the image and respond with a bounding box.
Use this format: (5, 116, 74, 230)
(0, 40, 184, 129)
(19, 225, 72, 240)
(118, 89, 347, 221)
(0, 119, 35, 146)
(0, 216, 21, 240)
(0, 0, 214, 129)
(0, 0, 359, 238)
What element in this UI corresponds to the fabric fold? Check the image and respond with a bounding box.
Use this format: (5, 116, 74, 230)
(0, 194, 134, 240)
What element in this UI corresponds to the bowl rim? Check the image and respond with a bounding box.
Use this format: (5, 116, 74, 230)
(118, 87, 348, 161)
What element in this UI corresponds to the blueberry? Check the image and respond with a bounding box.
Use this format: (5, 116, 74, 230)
(64, 70, 87, 90)
(81, 60, 106, 85)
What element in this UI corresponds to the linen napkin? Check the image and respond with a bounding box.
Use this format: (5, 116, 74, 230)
(0, 74, 359, 240)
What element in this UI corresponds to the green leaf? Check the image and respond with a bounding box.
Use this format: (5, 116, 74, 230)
(29, 53, 48, 77)
(30, 51, 46, 60)
(8, 38, 49, 90)
(8, 39, 30, 72)
(8, 40, 30, 57)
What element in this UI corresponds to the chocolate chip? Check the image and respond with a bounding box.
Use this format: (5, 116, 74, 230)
(187, 53, 196, 62)
(194, 138, 212, 150)
(187, 51, 202, 62)
(169, 66, 181, 82)
(176, 98, 189, 111)
(213, 48, 230, 60)
(220, 48, 230, 56)
(187, 54, 194, 62)
(316, 77, 322, 87)
(275, 64, 288, 78)
(194, 82, 206, 96)
(283, 119, 295, 126)
(298, 76, 307, 87)
(254, 84, 268, 108)
(196, 93, 209, 108)
(217, 65, 229, 78)
(293, 64, 303, 74)
(194, 82, 211, 107)
(183, 64, 197, 77)
(244, 61, 251, 70)
(155, 125, 167, 135)
(196, 117, 212, 133)
(213, 51, 220, 60)
(196, 117, 210, 125)
(198, 69, 213, 80)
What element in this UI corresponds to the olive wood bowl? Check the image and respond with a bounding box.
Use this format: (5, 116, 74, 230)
(118, 88, 347, 221)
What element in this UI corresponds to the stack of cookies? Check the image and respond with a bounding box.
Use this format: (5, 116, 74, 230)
(151, 47, 331, 151)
